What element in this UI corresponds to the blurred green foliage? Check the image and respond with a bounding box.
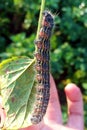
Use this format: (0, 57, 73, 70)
(0, 0, 87, 129)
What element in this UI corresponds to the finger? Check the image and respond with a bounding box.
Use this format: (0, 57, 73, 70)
(21, 75, 62, 129)
(20, 75, 62, 129)
(44, 74, 62, 124)
(65, 83, 84, 130)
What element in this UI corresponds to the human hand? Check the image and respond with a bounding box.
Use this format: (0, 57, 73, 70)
(20, 75, 84, 130)
(0, 75, 84, 130)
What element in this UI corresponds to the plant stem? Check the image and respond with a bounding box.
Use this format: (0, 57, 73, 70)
(36, 0, 45, 40)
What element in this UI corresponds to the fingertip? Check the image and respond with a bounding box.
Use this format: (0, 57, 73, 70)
(50, 74, 57, 98)
(50, 74, 55, 85)
(64, 83, 82, 102)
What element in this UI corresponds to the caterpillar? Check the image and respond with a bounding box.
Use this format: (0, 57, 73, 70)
(31, 10, 54, 124)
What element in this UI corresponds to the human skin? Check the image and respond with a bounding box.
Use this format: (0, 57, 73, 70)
(20, 75, 84, 130)
(0, 75, 84, 130)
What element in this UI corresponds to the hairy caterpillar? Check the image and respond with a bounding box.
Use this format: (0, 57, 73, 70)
(31, 10, 54, 124)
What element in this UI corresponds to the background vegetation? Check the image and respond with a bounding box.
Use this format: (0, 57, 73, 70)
(0, 0, 87, 129)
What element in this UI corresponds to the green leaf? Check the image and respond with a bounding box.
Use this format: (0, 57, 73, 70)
(0, 57, 37, 129)
(82, 83, 87, 90)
